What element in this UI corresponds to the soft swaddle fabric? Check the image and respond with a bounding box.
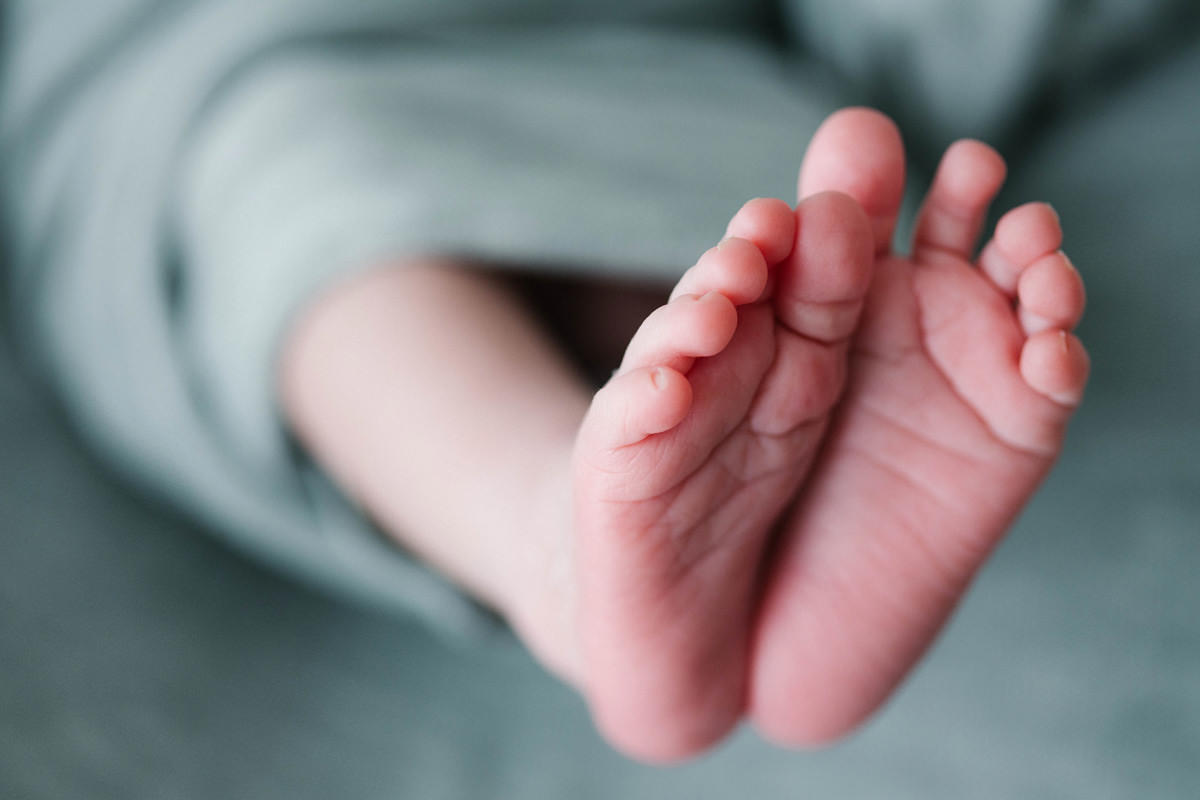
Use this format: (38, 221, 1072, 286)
(1, 0, 1193, 632)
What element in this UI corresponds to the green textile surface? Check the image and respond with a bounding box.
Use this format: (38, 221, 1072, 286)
(2, 0, 1195, 630)
(2, 298, 1196, 798)
(1, 1, 1198, 795)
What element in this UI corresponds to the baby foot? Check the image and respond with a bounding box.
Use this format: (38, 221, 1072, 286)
(749, 109, 1090, 744)
(572, 192, 874, 761)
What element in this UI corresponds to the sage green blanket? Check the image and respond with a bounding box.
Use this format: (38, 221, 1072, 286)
(2, 1, 1199, 796)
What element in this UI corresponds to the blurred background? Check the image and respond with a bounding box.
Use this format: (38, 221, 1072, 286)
(2, 2, 1198, 797)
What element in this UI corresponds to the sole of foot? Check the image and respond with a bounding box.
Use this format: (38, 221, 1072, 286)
(748, 108, 1089, 746)
(573, 190, 874, 762)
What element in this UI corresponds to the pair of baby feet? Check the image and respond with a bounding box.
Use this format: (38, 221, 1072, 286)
(568, 108, 1089, 762)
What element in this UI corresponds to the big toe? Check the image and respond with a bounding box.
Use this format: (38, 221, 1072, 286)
(749, 191, 873, 437)
(775, 191, 875, 343)
(799, 108, 906, 255)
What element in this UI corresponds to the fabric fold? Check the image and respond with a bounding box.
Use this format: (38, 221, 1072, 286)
(2, 1, 835, 636)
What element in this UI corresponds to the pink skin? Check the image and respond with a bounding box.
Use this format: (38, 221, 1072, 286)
(278, 106, 1089, 765)
(573, 193, 874, 762)
(748, 109, 1089, 745)
(572, 107, 1088, 762)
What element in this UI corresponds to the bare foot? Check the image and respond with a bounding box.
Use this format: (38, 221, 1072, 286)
(749, 109, 1090, 745)
(570, 193, 874, 761)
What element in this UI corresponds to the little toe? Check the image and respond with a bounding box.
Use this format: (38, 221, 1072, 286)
(724, 197, 797, 265)
(580, 366, 692, 452)
(1020, 330, 1090, 407)
(912, 139, 1007, 260)
(619, 291, 738, 375)
(669, 237, 770, 306)
(1016, 252, 1086, 335)
(799, 108, 906, 254)
(978, 202, 1063, 295)
(775, 191, 875, 343)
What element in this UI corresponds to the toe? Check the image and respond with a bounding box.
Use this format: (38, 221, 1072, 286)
(1020, 330, 1090, 407)
(725, 197, 797, 265)
(911, 259, 1081, 456)
(580, 366, 692, 452)
(1016, 251, 1086, 335)
(669, 237, 770, 305)
(912, 139, 1006, 260)
(978, 202, 1063, 295)
(774, 191, 875, 343)
(799, 108, 906, 255)
(619, 291, 738, 375)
